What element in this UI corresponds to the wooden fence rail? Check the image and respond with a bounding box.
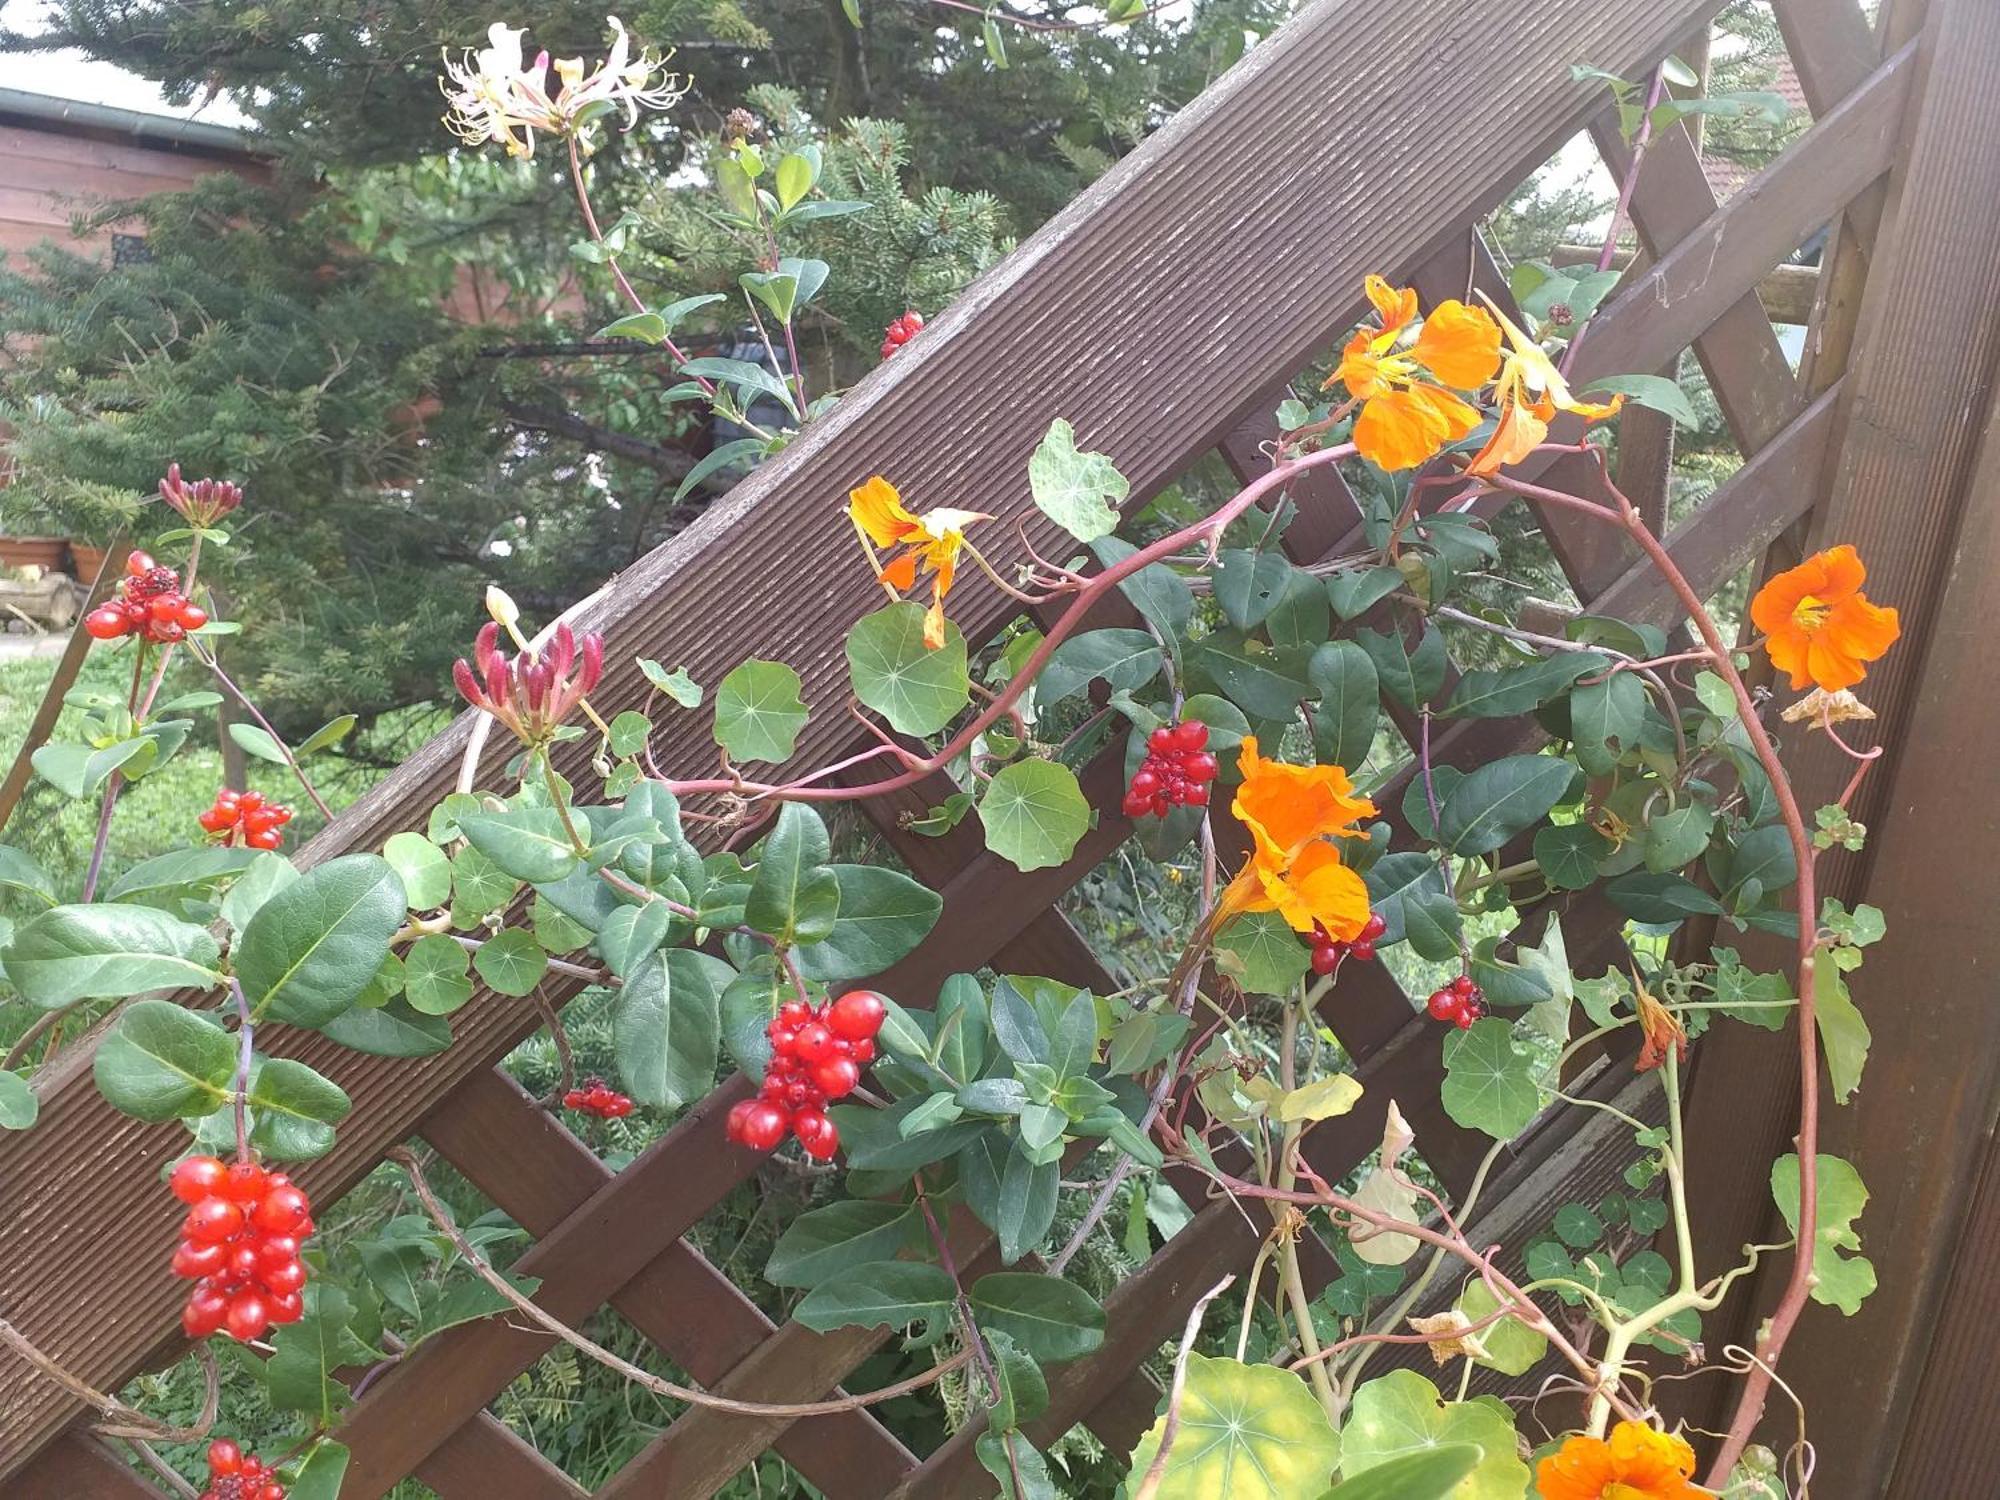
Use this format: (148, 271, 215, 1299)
(6, 0, 1999, 1492)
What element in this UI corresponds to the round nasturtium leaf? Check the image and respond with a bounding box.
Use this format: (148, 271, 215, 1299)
(845, 602, 970, 736)
(977, 759, 1089, 873)
(1339, 1370, 1529, 1498)
(1123, 1355, 1340, 1499)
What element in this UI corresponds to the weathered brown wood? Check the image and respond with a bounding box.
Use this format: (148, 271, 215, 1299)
(418, 1068, 919, 1496)
(414, 1418, 589, 1499)
(1682, 0, 2000, 1476)
(9, 1435, 158, 1498)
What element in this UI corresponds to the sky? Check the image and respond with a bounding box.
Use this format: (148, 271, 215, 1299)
(0, 5, 253, 126)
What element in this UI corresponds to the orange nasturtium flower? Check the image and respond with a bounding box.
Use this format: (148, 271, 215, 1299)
(1324, 276, 1502, 471)
(846, 476, 991, 649)
(1462, 295, 1624, 476)
(1220, 737, 1378, 942)
(1536, 1421, 1703, 1500)
(1749, 544, 1901, 693)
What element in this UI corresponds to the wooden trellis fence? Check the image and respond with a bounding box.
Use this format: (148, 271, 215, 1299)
(6, 0, 2000, 1493)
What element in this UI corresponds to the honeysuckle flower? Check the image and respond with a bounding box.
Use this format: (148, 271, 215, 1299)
(441, 17, 685, 159)
(1323, 275, 1502, 471)
(846, 475, 991, 649)
(454, 621, 605, 744)
(1536, 1421, 1703, 1500)
(158, 464, 243, 528)
(1749, 544, 1900, 693)
(1220, 737, 1377, 942)
(1461, 295, 1624, 476)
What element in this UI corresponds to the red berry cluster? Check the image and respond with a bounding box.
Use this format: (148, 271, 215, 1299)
(1122, 721, 1220, 818)
(562, 1077, 635, 1118)
(200, 1439, 285, 1500)
(880, 310, 924, 359)
(169, 1156, 314, 1343)
(728, 990, 887, 1161)
(1426, 974, 1488, 1029)
(84, 550, 208, 643)
(1310, 911, 1387, 974)
(197, 788, 293, 850)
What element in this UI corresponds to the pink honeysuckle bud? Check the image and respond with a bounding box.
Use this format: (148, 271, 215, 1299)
(452, 657, 489, 712)
(577, 631, 604, 695)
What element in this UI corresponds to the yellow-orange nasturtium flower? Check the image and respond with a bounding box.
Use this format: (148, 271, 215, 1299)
(1461, 294, 1624, 476)
(1219, 737, 1378, 942)
(1323, 276, 1503, 471)
(1536, 1420, 1703, 1500)
(846, 476, 991, 649)
(1749, 544, 1900, 693)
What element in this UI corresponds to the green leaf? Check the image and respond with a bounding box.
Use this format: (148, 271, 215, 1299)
(714, 659, 809, 763)
(105, 846, 260, 908)
(266, 1285, 376, 1421)
(1091, 536, 1193, 647)
(1772, 1153, 1875, 1314)
(1813, 953, 1870, 1104)
(1727, 825, 1797, 902)
(1266, 569, 1332, 652)
(381, 832, 451, 910)
(982, 8, 1008, 66)
(1214, 910, 1310, 997)
(1440, 1019, 1541, 1140)
(613, 949, 730, 1108)
(1309, 641, 1380, 774)
(846, 603, 970, 734)
(969, 1272, 1104, 1361)
(1028, 418, 1128, 542)
(1533, 824, 1611, 890)
(795, 865, 942, 981)
(672, 437, 764, 504)
(596, 901, 673, 981)
(978, 759, 1090, 873)
(318, 998, 452, 1056)
(1437, 756, 1573, 856)
(766, 1201, 923, 1289)
(1553, 1202, 1603, 1247)
(1212, 549, 1294, 629)
(997, 1146, 1060, 1262)
(401, 934, 474, 1015)
(297, 714, 358, 756)
(0, 1069, 38, 1130)
(1456, 1281, 1545, 1378)
(1327, 566, 1404, 621)
(247, 1057, 352, 1160)
(458, 807, 583, 885)
(1355, 625, 1446, 709)
(773, 151, 815, 209)
(91, 999, 236, 1121)
(795, 1260, 959, 1345)
(238, 855, 407, 1027)
(1364, 853, 1461, 962)
(284, 1440, 351, 1500)
(220, 853, 300, 934)
(1605, 872, 1723, 924)
(1124, 1355, 1341, 1500)
(595, 310, 668, 343)
(1643, 803, 1716, 873)
(1320, 1445, 1481, 1500)
(0, 845, 56, 906)
(472, 927, 547, 997)
(746, 802, 841, 944)
(228, 721, 293, 765)
(1036, 628, 1163, 708)
(985, 1326, 1048, 1432)
(639, 659, 703, 708)
(1339, 1370, 1528, 1497)
(1443, 654, 1606, 718)
(2, 904, 222, 1009)
(678, 355, 799, 418)
(1570, 672, 1646, 775)
(31, 737, 148, 798)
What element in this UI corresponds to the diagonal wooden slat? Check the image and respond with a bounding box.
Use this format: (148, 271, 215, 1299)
(413, 1416, 588, 1500)
(10, 1435, 159, 1499)
(418, 1069, 918, 1497)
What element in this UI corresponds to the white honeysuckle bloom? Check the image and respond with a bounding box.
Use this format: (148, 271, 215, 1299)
(440, 16, 686, 158)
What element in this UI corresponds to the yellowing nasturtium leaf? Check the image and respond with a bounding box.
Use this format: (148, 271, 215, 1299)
(978, 759, 1090, 872)
(1771, 1152, 1876, 1315)
(1455, 1280, 1547, 1377)
(1339, 1370, 1529, 1498)
(1123, 1355, 1340, 1499)
(1278, 1074, 1364, 1123)
(1347, 1166, 1421, 1267)
(1812, 955, 1871, 1104)
(1028, 417, 1128, 543)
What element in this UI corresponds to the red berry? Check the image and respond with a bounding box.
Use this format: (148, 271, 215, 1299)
(726, 1098, 757, 1143)
(1452, 974, 1477, 995)
(184, 1198, 245, 1243)
(1183, 751, 1220, 783)
(197, 806, 235, 833)
(880, 310, 924, 358)
(260, 1257, 308, 1296)
(126, 550, 156, 577)
(172, 1240, 227, 1279)
(224, 1291, 271, 1343)
(1360, 912, 1387, 942)
(227, 1243, 262, 1281)
(1427, 989, 1462, 1022)
(812, 1056, 861, 1100)
(1172, 720, 1208, 752)
(176, 600, 209, 630)
(84, 606, 130, 640)
(1121, 789, 1152, 818)
(246, 829, 283, 850)
(767, 1024, 799, 1054)
(207, 1439, 244, 1477)
(1310, 945, 1340, 976)
(222, 1161, 270, 1204)
(1185, 782, 1211, 806)
(148, 593, 183, 623)
(738, 1100, 788, 1151)
(1148, 727, 1176, 754)
(793, 1021, 836, 1064)
(1129, 768, 1160, 796)
(251, 1185, 310, 1235)
(183, 1286, 230, 1339)
(1348, 940, 1376, 962)
(1453, 1008, 1479, 1030)
(827, 990, 887, 1041)
(171, 1155, 229, 1204)
(792, 1107, 839, 1160)
(267, 1290, 304, 1325)
(848, 1036, 876, 1064)
(257, 1236, 300, 1270)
